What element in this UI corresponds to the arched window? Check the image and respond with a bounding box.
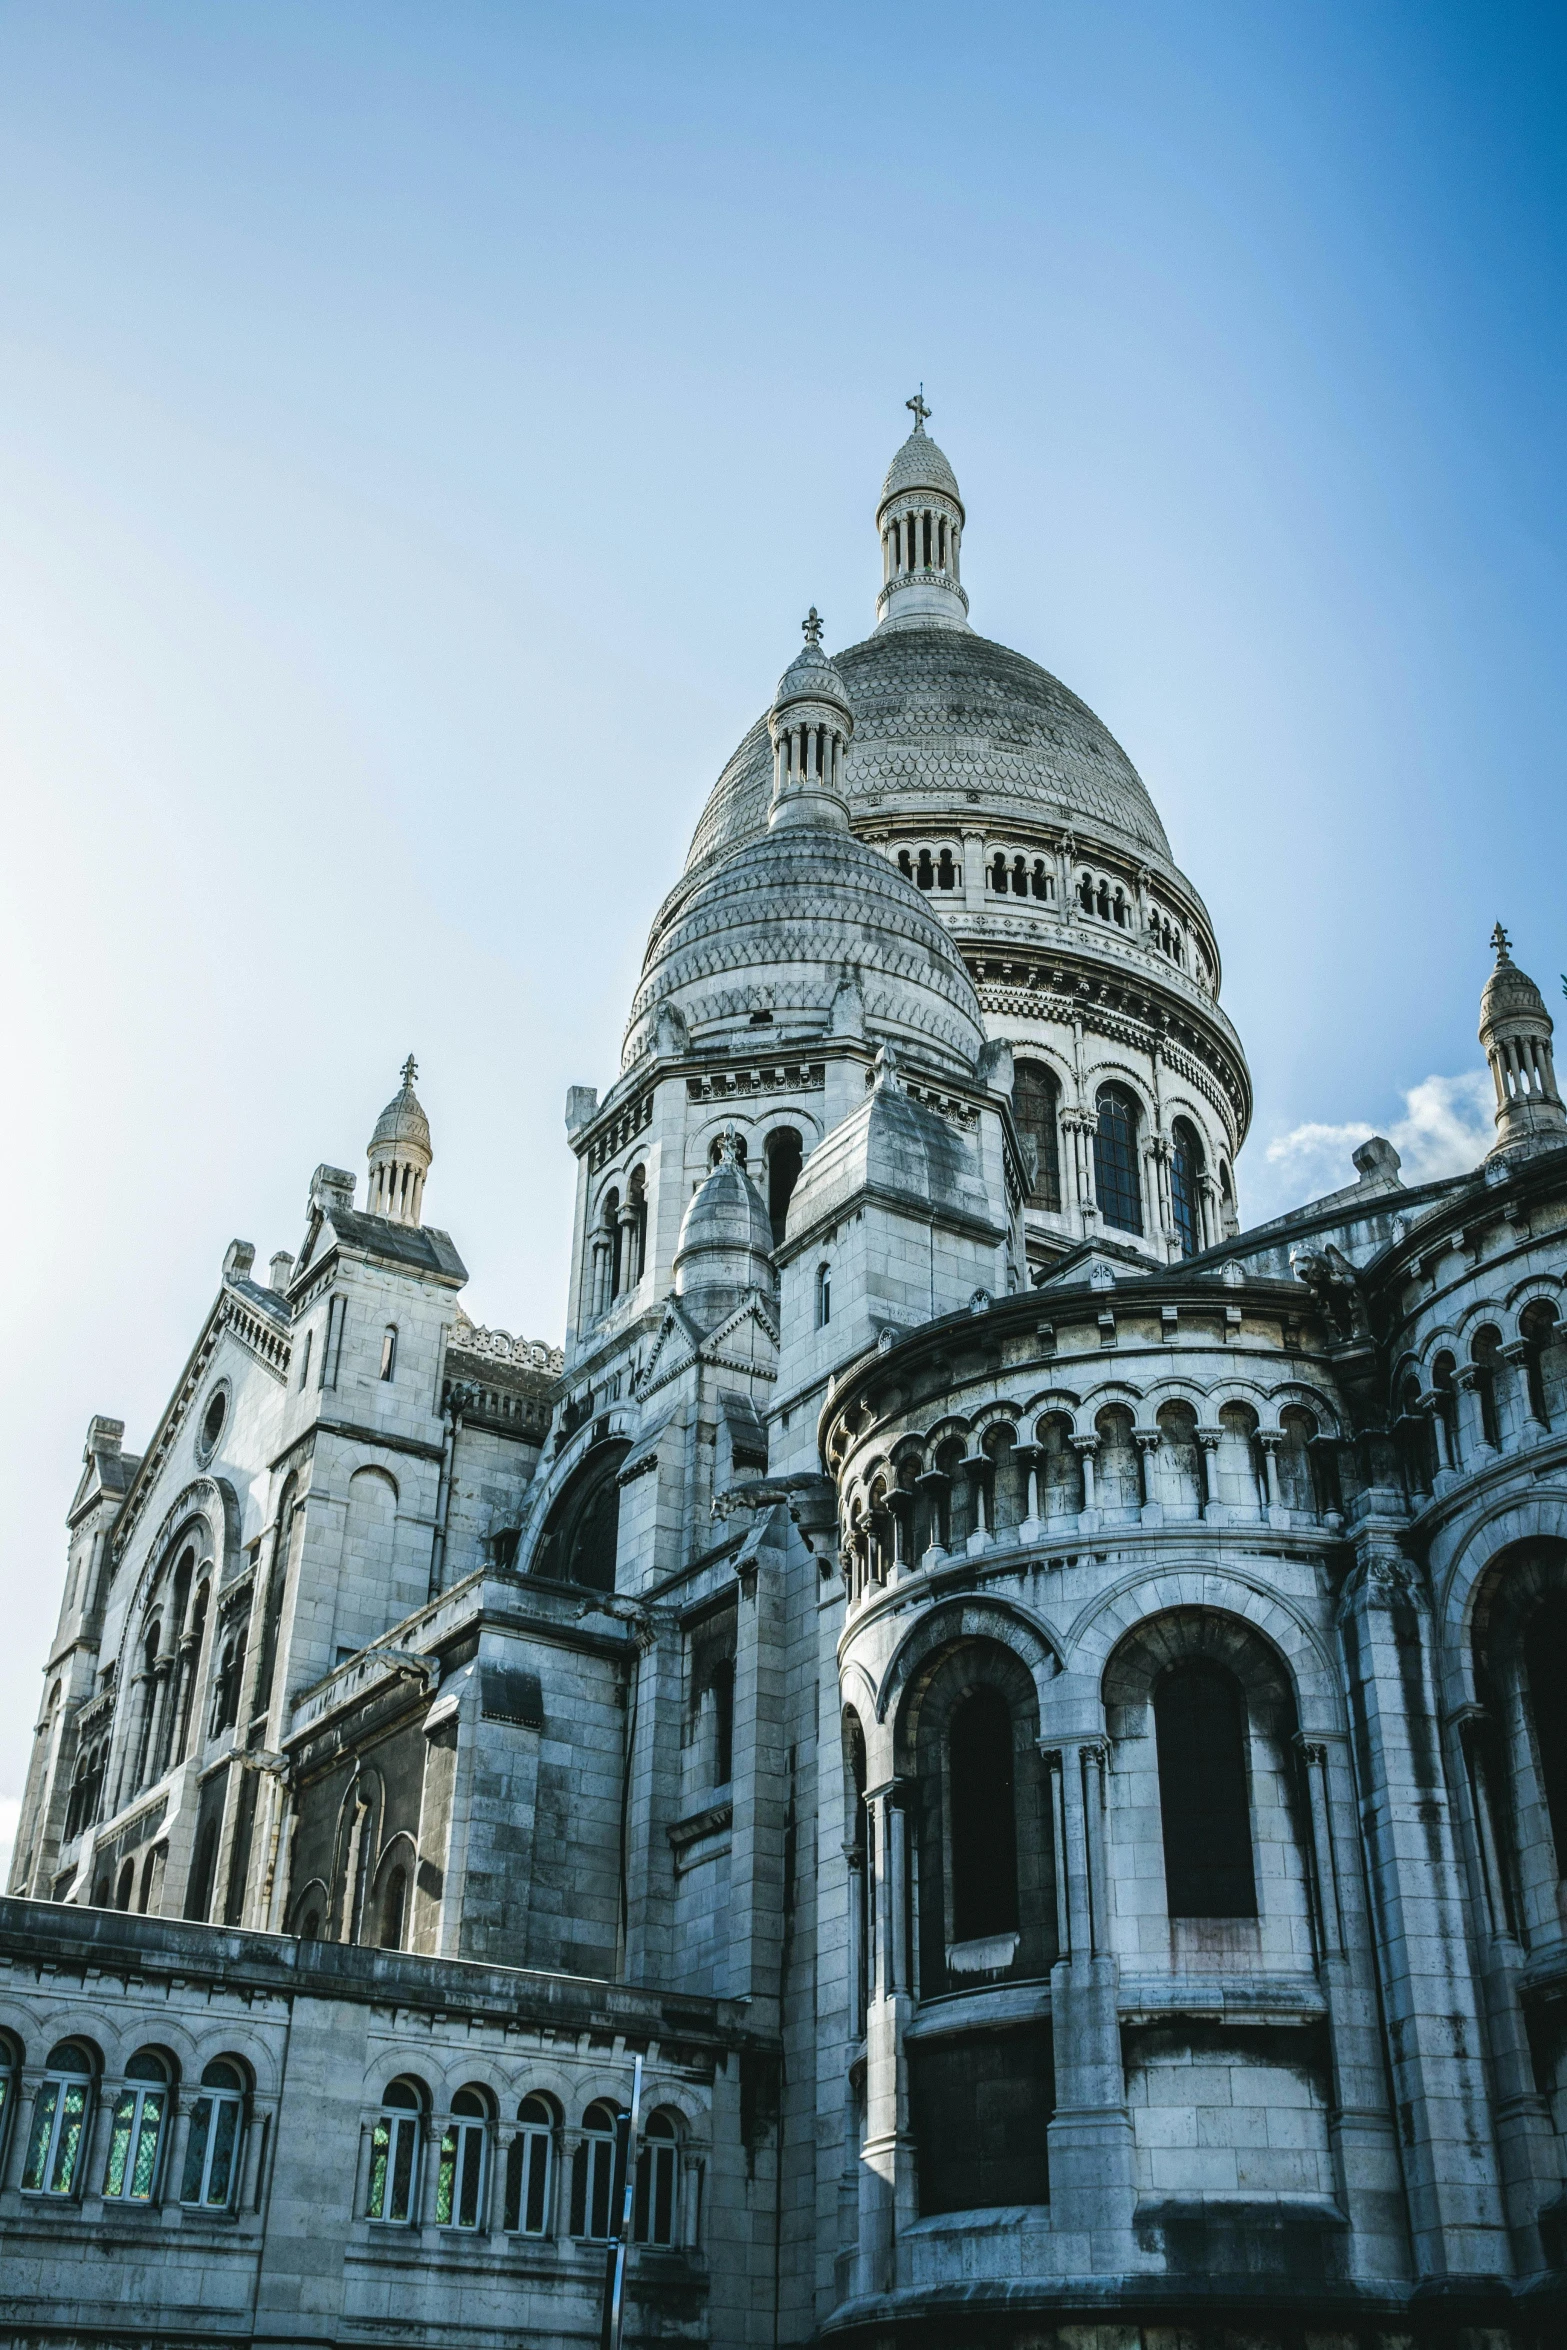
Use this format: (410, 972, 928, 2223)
(1154, 1663, 1257, 1917)
(1432, 1351, 1459, 1467)
(570, 2099, 618, 2240)
(185, 1817, 221, 1923)
(437, 2087, 490, 2229)
(180, 2059, 247, 2208)
(1093, 1085, 1144, 1235)
(22, 2040, 97, 2197)
(1170, 1118, 1205, 1258)
(816, 1263, 831, 1329)
(990, 853, 1008, 894)
(634, 2109, 680, 2246)
(1472, 1325, 1504, 1449)
(115, 1860, 135, 1911)
(505, 2093, 556, 2235)
(1520, 1300, 1560, 1429)
(627, 1166, 648, 1287)
(379, 1325, 398, 1381)
(766, 1128, 803, 1248)
(530, 1440, 630, 1590)
(937, 849, 957, 890)
(948, 1689, 1019, 1944)
(103, 2050, 170, 2202)
(916, 848, 934, 889)
(1013, 1061, 1062, 1213)
(177, 1585, 209, 1762)
(367, 2078, 425, 2224)
(898, 848, 913, 879)
(378, 1865, 407, 1951)
(602, 1189, 623, 1303)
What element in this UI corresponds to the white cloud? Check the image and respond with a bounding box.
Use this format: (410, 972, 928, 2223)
(1254, 1068, 1494, 1220)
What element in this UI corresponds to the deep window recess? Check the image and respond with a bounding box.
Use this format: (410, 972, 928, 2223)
(1013, 1061, 1062, 1212)
(22, 2041, 96, 2196)
(816, 1264, 831, 1329)
(1527, 1592, 1567, 1871)
(367, 2079, 423, 2223)
(199, 1389, 227, 1460)
(711, 1658, 735, 1786)
(1170, 1118, 1205, 1258)
(1154, 1662, 1257, 1917)
(1472, 1326, 1504, 1449)
(530, 1440, 630, 1590)
(766, 1128, 803, 1248)
(320, 1295, 347, 1390)
(949, 1689, 1020, 1942)
(1093, 1085, 1144, 1235)
(570, 2100, 617, 2240)
(505, 2095, 555, 2234)
(634, 2110, 679, 2245)
(181, 2059, 246, 2208)
(437, 2089, 489, 2228)
(378, 1866, 407, 1950)
(379, 1325, 397, 1381)
(103, 2049, 169, 2202)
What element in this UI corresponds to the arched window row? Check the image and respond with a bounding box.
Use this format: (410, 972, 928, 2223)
(119, 1544, 217, 1809)
(988, 849, 1054, 902)
(1400, 1299, 1567, 1486)
(0, 2038, 253, 2209)
(590, 1165, 648, 1320)
(881, 503, 961, 585)
(773, 715, 848, 798)
(839, 1399, 1337, 1595)
(364, 2076, 701, 2247)
(896, 844, 961, 894)
(1075, 866, 1133, 930)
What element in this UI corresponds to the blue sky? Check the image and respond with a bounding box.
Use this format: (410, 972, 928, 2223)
(2, 2, 1563, 1845)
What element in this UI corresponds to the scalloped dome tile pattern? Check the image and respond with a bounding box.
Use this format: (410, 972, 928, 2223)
(683, 626, 1171, 877)
(625, 824, 985, 1073)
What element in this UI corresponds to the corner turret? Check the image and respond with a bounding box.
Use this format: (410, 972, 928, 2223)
(368, 1055, 433, 1224)
(1479, 925, 1566, 1161)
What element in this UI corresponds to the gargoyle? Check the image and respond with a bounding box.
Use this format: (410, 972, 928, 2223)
(1289, 1240, 1371, 1343)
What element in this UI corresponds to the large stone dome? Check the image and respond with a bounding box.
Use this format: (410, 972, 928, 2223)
(623, 819, 986, 1076)
(682, 624, 1172, 878)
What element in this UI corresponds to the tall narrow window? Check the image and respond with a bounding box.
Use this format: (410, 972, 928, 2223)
(436, 2088, 489, 2229)
(1472, 1326, 1503, 1448)
(1527, 1593, 1567, 1872)
(766, 1128, 803, 1248)
(296, 1327, 312, 1389)
(180, 2059, 246, 2209)
(379, 1325, 397, 1382)
(378, 1866, 407, 1950)
(103, 2050, 170, 2202)
(505, 2094, 555, 2235)
(634, 2110, 680, 2246)
(1154, 1662, 1257, 1917)
(22, 2042, 96, 2197)
(320, 1295, 346, 1390)
(1170, 1118, 1206, 1258)
(711, 1658, 735, 1786)
(367, 2079, 424, 2223)
(816, 1263, 831, 1329)
(1093, 1085, 1144, 1235)
(1013, 1061, 1062, 1213)
(948, 1690, 1019, 1943)
(570, 2100, 618, 2239)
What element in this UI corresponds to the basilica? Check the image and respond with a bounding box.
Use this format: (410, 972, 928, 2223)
(5, 404, 1567, 2349)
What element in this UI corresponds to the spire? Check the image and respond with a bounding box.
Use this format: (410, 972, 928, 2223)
(367, 1057, 433, 1225)
(767, 611, 854, 833)
(875, 394, 969, 633)
(1478, 927, 1566, 1162)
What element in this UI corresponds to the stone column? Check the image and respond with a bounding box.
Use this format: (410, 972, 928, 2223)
(1336, 1531, 1510, 2278)
(1039, 1677, 1136, 2272)
(1258, 1430, 1283, 1521)
(857, 1779, 916, 2300)
(1501, 1340, 1545, 1444)
(1443, 1703, 1560, 2270)
(1453, 1364, 1492, 1466)
(1071, 1435, 1099, 1525)
(1197, 1426, 1223, 1519)
(1135, 1429, 1162, 1523)
(962, 828, 985, 916)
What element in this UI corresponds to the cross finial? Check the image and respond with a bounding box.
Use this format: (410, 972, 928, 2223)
(906, 386, 930, 432)
(1490, 922, 1512, 963)
(400, 1053, 419, 1088)
(801, 606, 824, 646)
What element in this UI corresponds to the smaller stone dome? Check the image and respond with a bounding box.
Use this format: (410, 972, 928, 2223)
(674, 1134, 776, 1316)
(1480, 932, 1550, 1026)
(372, 1058, 432, 1156)
(879, 422, 963, 516)
(774, 627, 852, 720)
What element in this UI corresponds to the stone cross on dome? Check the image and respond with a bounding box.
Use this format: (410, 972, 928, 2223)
(906, 388, 930, 432)
(400, 1053, 419, 1087)
(1490, 922, 1512, 962)
(802, 607, 824, 646)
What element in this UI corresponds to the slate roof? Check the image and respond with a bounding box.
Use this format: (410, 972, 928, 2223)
(324, 1208, 468, 1283)
(683, 624, 1172, 878)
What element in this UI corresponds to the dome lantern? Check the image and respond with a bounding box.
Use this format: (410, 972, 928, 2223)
(768, 609, 854, 833)
(367, 1055, 433, 1225)
(1478, 925, 1566, 1161)
(875, 391, 969, 633)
